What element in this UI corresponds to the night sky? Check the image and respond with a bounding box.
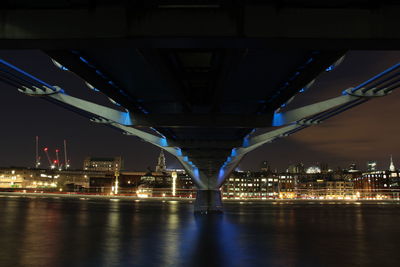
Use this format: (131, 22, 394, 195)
(0, 50, 399, 172)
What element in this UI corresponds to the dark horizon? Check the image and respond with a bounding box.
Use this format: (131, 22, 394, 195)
(0, 50, 399, 172)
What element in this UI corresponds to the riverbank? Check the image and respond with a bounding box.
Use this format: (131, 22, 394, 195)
(2, 191, 400, 204)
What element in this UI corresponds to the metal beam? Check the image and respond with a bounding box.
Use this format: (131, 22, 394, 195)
(215, 62, 400, 185)
(258, 51, 346, 114)
(1, 4, 400, 50)
(272, 95, 358, 126)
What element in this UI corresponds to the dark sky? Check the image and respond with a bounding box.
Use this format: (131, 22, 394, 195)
(0, 50, 399, 171)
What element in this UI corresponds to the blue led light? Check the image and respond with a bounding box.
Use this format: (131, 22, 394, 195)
(79, 56, 89, 64)
(351, 62, 400, 92)
(160, 138, 168, 147)
(175, 148, 182, 156)
(272, 112, 285, 127)
(193, 168, 200, 179)
(242, 138, 250, 147)
(218, 169, 226, 180)
(0, 58, 54, 89)
(108, 80, 118, 88)
(95, 70, 107, 79)
(325, 65, 334, 72)
(121, 112, 131, 125)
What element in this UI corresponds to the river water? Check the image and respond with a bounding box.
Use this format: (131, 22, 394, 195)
(0, 196, 400, 267)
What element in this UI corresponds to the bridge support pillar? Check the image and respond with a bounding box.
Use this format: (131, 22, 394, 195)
(194, 189, 223, 214)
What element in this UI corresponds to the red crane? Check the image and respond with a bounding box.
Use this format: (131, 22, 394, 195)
(43, 147, 55, 169)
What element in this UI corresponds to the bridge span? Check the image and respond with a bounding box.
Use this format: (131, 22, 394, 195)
(1, 2, 400, 213)
(1, 52, 399, 213)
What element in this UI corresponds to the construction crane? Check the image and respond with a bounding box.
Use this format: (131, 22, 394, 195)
(35, 136, 41, 168)
(43, 147, 55, 169)
(63, 140, 70, 169)
(55, 149, 61, 170)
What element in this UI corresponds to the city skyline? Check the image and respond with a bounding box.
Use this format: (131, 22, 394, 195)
(0, 50, 400, 171)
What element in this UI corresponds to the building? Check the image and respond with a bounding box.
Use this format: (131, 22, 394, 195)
(325, 181, 354, 199)
(390, 155, 396, 172)
(0, 167, 90, 191)
(223, 171, 279, 199)
(260, 161, 271, 172)
(287, 163, 305, 174)
(83, 156, 122, 172)
(367, 161, 377, 171)
(155, 150, 167, 173)
(278, 173, 296, 198)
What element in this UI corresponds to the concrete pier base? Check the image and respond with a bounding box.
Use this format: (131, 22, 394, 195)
(194, 189, 223, 214)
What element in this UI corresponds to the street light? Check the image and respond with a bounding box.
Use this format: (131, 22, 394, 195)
(172, 171, 177, 196)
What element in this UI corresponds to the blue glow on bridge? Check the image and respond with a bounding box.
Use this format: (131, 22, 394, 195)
(0, 58, 55, 89)
(242, 138, 250, 148)
(175, 148, 182, 156)
(230, 148, 237, 157)
(351, 62, 400, 92)
(272, 112, 285, 126)
(160, 138, 168, 147)
(79, 56, 89, 64)
(325, 65, 334, 72)
(121, 112, 132, 125)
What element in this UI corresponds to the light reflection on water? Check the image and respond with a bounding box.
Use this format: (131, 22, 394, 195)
(0, 197, 400, 266)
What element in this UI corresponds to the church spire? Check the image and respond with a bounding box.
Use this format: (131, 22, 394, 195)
(390, 155, 396, 172)
(156, 149, 167, 172)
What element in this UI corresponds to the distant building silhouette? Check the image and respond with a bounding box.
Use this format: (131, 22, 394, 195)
(260, 160, 270, 172)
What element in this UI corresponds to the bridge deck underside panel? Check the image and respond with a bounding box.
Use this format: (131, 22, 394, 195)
(47, 48, 340, 143)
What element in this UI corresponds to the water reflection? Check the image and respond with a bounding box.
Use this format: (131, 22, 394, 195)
(1, 197, 400, 266)
(175, 214, 238, 266)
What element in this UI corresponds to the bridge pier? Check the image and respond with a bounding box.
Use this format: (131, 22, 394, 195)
(194, 189, 223, 214)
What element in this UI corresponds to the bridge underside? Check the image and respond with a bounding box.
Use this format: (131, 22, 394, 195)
(1, 3, 400, 213)
(2, 48, 399, 213)
(44, 48, 344, 214)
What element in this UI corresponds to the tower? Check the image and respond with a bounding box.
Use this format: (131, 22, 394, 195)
(390, 155, 396, 172)
(156, 150, 167, 173)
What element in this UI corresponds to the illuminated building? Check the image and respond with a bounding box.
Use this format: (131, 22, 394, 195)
(0, 167, 89, 190)
(83, 156, 122, 172)
(348, 163, 360, 172)
(367, 161, 377, 171)
(287, 163, 305, 174)
(155, 150, 167, 173)
(390, 155, 396, 172)
(306, 166, 321, 174)
(352, 157, 400, 198)
(278, 174, 296, 198)
(222, 171, 279, 199)
(325, 181, 354, 198)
